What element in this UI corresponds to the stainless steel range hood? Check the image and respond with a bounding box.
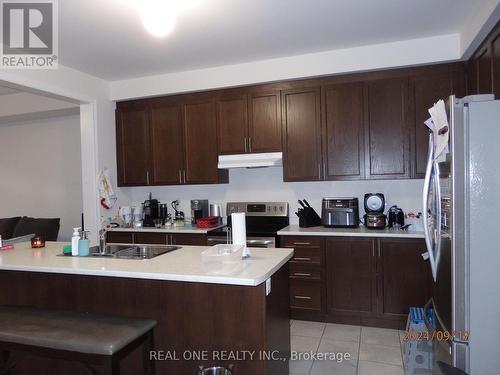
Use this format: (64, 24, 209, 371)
(217, 152, 283, 169)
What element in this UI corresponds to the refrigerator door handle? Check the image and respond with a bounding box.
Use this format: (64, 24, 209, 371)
(423, 133, 438, 281)
(434, 161, 443, 271)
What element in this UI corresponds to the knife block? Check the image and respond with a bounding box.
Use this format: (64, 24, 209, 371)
(298, 208, 322, 228)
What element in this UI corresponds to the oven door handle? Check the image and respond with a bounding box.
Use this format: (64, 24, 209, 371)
(246, 239, 273, 246)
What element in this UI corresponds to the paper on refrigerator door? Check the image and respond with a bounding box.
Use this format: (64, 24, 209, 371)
(428, 100, 450, 161)
(231, 212, 251, 258)
(424, 117, 449, 162)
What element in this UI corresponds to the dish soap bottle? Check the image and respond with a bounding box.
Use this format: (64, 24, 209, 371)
(78, 231, 90, 257)
(71, 227, 81, 256)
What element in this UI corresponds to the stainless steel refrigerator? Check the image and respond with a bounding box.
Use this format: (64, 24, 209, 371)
(422, 95, 500, 375)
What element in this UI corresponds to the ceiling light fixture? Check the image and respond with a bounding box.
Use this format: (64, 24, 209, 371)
(138, 0, 202, 38)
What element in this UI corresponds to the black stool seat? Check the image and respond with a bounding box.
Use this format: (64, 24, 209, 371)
(0, 306, 157, 374)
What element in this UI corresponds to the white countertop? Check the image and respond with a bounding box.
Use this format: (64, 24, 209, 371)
(278, 225, 425, 239)
(0, 242, 293, 287)
(107, 224, 224, 234)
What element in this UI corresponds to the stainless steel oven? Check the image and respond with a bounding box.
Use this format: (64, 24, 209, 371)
(207, 234, 276, 248)
(207, 202, 289, 249)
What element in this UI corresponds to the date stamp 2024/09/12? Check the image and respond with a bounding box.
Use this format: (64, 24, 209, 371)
(402, 330, 470, 342)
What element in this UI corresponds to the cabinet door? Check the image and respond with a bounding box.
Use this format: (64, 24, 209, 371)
(326, 238, 376, 315)
(378, 239, 432, 317)
(248, 91, 282, 153)
(365, 78, 410, 179)
(477, 46, 493, 94)
(493, 31, 500, 99)
(171, 234, 207, 246)
(216, 94, 248, 154)
(323, 82, 365, 180)
(183, 99, 220, 184)
(282, 88, 322, 181)
(150, 105, 184, 185)
(116, 109, 151, 186)
(411, 70, 463, 178)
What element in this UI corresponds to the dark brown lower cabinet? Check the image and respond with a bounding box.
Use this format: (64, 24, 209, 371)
(326, 238, 377, 323)
(106, 231, 207, 246)
(282, 235, 431, 329)
(0, 266, 290, 375)
(282, 236, 326, 321)
(378, 238, 432, 319)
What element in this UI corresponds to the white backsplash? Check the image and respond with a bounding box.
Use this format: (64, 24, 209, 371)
(119, 167, 424, 225)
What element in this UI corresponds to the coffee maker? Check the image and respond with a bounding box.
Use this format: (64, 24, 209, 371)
(191, 199, 209, 225)
(143, 192, 159, 227)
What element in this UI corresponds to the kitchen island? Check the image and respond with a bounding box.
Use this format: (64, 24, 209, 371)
(0, 242, 293, 375)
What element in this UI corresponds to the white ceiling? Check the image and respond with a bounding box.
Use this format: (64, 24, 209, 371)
(59, 0, 485, 81)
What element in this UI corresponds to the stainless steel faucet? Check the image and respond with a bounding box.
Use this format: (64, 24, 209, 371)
(99, 228, 107, 254)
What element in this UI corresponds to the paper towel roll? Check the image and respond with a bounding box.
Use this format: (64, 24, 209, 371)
(231, 212, 247, 246)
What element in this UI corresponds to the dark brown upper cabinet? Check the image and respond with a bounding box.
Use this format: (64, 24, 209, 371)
(216, 90, 281, 154)
(248, 91, 282, 153)
(116, 109, 151, 186)
(365, 77, 410, 179)
(322, 82, 365, 180)
(467, 22, 500, 98)
(282, 88, 322, 182)
(493, 31, 500, 99)
(150, 105, 184, 185)
(477, 46, 493, 95)
(410, 67, 464, 178)
(183, 98, 225, 184)
(116, 95, 227, 187)
(216, 93, 248, 154)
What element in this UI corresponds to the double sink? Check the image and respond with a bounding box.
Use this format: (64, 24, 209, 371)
(89, 245, 180, 260)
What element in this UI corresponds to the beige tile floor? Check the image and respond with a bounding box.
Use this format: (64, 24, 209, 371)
(289, 320, 419, 375)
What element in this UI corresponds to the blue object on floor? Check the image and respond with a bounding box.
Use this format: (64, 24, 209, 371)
(404, 307, 433, 374)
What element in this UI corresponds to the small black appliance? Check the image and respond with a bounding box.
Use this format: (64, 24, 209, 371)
(321, 198, 359, 228)
(143, 192, 159, 227)
(387, 205, 405, 228)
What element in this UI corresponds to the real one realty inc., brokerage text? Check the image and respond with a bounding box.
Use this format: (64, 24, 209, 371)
(150, 350, 352, 363)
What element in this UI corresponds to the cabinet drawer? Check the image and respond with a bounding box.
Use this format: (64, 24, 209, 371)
(290, 248, 322, 264)
(289, 264, 321, 280)
(106, 231, 134, 244)
(282, 236, 323, 248)
(134, 232, 167, 245)
(290, 282, 322, 310)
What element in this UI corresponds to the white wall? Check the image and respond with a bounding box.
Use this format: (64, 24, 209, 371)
(121, 168, 424, 227)
(0, 65, 134, 243)
(110, 34, 460, 101)
(0, 115, 82, 240)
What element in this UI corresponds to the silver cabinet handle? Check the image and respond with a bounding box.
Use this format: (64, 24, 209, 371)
(247, 239, 273, 245)
(293, 257, 311, 261)
(294, 296, 312, 300)
(179, 170, 182, 184)
(294, 273, 312, 277)
(293, 242, 312, 246)
(146, 171, 150, 185)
